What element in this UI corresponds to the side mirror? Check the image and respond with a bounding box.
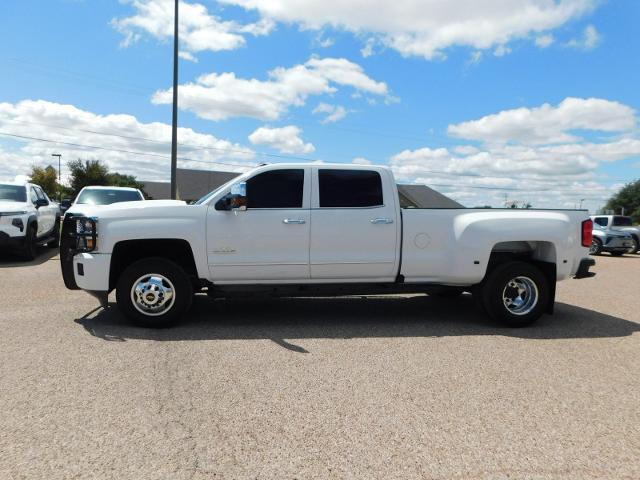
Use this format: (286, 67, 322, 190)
(35, 198, 49, 208)
(229, 182, 248, 212)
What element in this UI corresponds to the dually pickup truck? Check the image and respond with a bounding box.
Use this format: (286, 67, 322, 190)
(60, 163, 596, 328)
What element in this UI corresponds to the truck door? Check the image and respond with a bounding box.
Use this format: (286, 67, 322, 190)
(206, 167, 311, 282)
(310, 168, 400, 280)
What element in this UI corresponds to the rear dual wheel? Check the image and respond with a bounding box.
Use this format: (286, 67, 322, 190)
(479, 261, 549, 328)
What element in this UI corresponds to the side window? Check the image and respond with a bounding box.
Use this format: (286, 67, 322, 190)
(35, 187, 46, 201)
(319, 169, 383, 208)
(246, 169, 304, 209)
(593, 217, 608, 227)
(30, 187, 39, 204)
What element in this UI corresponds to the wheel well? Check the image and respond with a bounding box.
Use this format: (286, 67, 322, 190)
(487, 242, 557, 314)
(109, 239, 198, 291)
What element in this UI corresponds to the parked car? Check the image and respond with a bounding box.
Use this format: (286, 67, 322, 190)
(60, 163, 595, 328)
(60, 198, 73, 215)
(591, 215, 639, 254)
(589, 225, 634, 256)
(0, 181, 61, 260)
(65, 186, 144, 216)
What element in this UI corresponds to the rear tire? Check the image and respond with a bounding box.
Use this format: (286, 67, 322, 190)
(589, 237, 603, 255)
(628, 236, 639, 254)
(116, 257, 193, 328)
(481, 261, 549, 328)
(21, 224, 37, 261)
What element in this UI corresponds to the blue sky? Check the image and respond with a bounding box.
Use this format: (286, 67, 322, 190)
(1, 0, 639, 210)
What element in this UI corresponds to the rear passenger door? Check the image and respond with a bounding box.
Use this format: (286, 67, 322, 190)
(310, 168, 400, 280)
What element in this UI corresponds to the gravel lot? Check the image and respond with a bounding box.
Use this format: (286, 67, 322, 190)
(0, 250, 638, 479)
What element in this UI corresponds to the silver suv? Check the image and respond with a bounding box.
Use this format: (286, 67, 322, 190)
(591, 215, 639, 254)
(590, 224, 634, 256)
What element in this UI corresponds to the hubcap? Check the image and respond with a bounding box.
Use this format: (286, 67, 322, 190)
(589, 239, 599, 254)
(502, 276, 539, 316)
(131, 274, 175, 316)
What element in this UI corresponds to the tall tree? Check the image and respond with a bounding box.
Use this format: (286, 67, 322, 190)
(29, 165, 59, 198)
(605, 179, 640, 223)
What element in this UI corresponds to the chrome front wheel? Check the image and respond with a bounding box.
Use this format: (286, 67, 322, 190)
(131, 273, 176, 316)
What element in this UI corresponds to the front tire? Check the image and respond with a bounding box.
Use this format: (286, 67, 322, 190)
(21, 224, 37, 261)
(628, 236, 639, 254)
(116, 258, 193, 328)
(481, 261, 549, 327)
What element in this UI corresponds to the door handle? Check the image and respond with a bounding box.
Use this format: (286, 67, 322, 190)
(283, 218, 306, 224)
(370, 218, 393, 224)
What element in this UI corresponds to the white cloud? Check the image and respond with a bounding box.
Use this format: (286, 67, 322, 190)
(111, 0, 273, 57)
(152, 56, 389, 121)
(448, 97, 637, 145)
(567, 24, 601, 50)
(535, 34, 554, 48)
(312, 103, 349, 124)
(248, 125, 315, 154)
(0, 100, 255, 182)
(221, 0, 597, 59)
(360, 38, 376, 58)
(493, 45, 511, 57)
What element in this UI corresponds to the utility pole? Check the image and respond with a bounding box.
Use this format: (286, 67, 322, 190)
(579, 198, 585, 209)
(51, 153, 62, 202)
(170, 0, 179, 199)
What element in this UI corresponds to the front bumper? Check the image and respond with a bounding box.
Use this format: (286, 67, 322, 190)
(574, 257, 596, 279)
(0, 230, 25, 249)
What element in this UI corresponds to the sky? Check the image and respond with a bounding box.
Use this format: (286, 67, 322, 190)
(1, 0, 639, 211)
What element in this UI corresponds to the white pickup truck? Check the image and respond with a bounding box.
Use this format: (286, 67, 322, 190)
(60, 163, 595, 328)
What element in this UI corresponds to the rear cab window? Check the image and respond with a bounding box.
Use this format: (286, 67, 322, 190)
(318, 169, 383, 208)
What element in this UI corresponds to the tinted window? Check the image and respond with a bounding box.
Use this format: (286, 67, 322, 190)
(246, 169, 304, 209)
(34, 186, 46, 201)
(0, 185, 27, 202)
(593, 217, 608, 227)
(76, 189, 143, 205)
(613, 216, 632, 226)
(319, 169, 383, 208)
(30, 187, 38, 204)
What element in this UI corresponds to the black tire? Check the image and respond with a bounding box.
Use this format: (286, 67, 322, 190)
(21, 224, 38, 261)
(480, 261, 549, 328)
(116, 257, 193, 328)
(589, 237, 603, 255)
(610, 251, 625, 257)
(48, 217, 60, 248)
(629, 236, 639, 254)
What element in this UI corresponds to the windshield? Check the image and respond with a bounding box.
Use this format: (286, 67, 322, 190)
(76, 189, 143, 205)
(0, 184, 27, 202)
(612, 216, 633, 226)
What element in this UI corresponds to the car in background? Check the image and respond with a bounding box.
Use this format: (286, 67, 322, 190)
(591, 215, 639, 254)
(589, 224, 633, 256)
(0, 182, 61, 260)
(65, 186, 144, 216)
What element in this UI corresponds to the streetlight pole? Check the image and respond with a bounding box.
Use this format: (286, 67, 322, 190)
(579, 198, 585, 209)
(51, 153, 62, 202)
(170, 0, 179, 200)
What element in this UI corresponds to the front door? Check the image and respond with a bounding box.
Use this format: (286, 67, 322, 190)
(207, 168, 311, 282)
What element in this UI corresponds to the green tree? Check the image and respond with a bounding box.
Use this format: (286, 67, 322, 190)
(67, 159, 145, 197)
(29, 165, 59, 199)
(605, 179, 640, 223)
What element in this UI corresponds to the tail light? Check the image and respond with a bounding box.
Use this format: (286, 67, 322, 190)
(581, 219, 593, 247)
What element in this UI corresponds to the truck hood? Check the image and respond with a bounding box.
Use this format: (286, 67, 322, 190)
(0, 200, 28, 213)
(66, 199, 188, 218)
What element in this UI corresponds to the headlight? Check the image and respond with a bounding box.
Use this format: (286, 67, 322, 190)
(0, 211, 27, 216)
(74, 216, 98, 252)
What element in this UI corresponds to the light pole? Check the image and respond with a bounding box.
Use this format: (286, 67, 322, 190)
(170, 0, 179, 199)
(51, 153, 62, 202)
(579, 198, 585, 209)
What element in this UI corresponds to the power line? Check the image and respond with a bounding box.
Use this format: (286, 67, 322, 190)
(0, 131, 610, 194)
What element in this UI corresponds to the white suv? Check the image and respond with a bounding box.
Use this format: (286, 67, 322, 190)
(0, 182, 61, 260)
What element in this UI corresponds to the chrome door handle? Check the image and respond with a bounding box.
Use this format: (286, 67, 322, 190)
(370, 218, 393, 224)
(283, 218, 306, 224)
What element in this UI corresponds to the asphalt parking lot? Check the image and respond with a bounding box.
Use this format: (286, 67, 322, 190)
(0, 250, 638, 479)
